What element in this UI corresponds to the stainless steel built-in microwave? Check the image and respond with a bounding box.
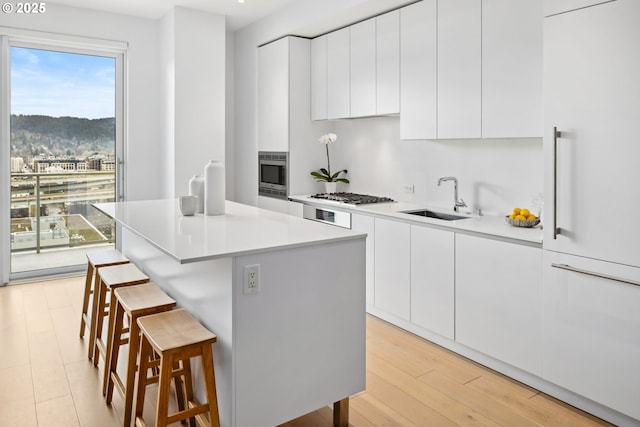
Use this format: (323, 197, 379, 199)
(258, 151, 288, 199)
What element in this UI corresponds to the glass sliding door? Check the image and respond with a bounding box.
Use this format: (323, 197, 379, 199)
(2, 39, 124, 282)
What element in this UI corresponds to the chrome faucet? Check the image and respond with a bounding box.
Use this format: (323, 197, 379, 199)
(437, 176, 467, 212)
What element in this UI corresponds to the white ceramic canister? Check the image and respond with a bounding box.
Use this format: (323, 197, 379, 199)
(188, 175, 205, 213)
(204, 160, 225, 215)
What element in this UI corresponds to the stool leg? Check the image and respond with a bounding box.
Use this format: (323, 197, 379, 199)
(121, 313, 141, 427)
(201, 345, 220, 427)
(102, 290, 119, 395)
(87, 272, 104, 360)
(79, 263, 94, 338)
(92, 279, 108, 365)
(179, 359, 196, 427)
(105, 301, 125, 404)
(134, 333, 152, 425)
(156, 353, 174, 427)
(171, 359, 189, 426)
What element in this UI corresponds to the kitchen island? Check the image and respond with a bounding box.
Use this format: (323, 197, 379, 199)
(94, 199, 366, 427)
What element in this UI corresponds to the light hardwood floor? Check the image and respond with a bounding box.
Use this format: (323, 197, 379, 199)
(0, 275, 613, 427)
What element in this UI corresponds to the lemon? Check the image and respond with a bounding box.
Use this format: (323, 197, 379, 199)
(520, 208, 531, 217)
(515, 215, 527, 221)
(512, 208, 521, 215)
(527, 214, 537, 221)
(509, 214, 517, 219)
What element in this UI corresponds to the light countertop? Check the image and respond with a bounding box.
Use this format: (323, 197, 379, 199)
(289, 195, 543, 245)
(95, 199, 366, 264)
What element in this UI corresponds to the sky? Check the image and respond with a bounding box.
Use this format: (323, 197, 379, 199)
(10, 47, 116, 119)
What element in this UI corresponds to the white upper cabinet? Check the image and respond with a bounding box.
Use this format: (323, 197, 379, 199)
(350, 18, 376, 118)
(482, 0, 543, 138)
(350, 19, 376, 117)
(438, 0, 482, 139)
(376, 10, 400, 116)
(258, 38, 290, 152)
(544, 0, 616, 16)
(327, 27, 351, 120)
(400, 0, 437, 140)
(310, 35, 328, 121)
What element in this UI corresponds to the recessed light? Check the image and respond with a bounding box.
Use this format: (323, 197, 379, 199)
(238, 0, 245, 3)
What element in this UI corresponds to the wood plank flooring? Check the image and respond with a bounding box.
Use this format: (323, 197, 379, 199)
(0, 275, 614, 427)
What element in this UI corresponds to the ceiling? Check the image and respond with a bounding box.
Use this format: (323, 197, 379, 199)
(49, 0, 301, 31)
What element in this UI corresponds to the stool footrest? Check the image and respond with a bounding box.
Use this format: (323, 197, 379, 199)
(166, 400, 210, 426)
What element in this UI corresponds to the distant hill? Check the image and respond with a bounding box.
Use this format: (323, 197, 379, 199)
(10, 114, 115, 157)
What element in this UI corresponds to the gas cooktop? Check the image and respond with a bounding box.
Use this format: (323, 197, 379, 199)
(310, 192, 395, 205)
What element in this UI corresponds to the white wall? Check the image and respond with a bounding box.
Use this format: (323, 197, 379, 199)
(327, 117, 543, 216)
(234, 0, 543, 215)
(0, 3, 164, 201)
(171, 7, 226, 198)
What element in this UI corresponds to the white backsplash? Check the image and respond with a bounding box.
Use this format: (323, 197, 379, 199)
(321, 116, 543, 216)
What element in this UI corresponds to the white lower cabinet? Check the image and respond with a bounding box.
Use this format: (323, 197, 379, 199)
(373, 217, 410, 321)
(257, 196, 289, 214)
(455, 234, 542, 375)
(542, 250, 640, 421)
(352, 214, 375, 310)
(410, 225, 454, 339)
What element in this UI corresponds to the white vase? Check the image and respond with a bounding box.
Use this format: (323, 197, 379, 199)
(188, 175, 205, 213)
(325, 182, 337, 194)
(204, 160, 225, 216)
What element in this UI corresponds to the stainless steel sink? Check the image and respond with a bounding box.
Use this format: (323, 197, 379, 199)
(402, 209, 470, 221)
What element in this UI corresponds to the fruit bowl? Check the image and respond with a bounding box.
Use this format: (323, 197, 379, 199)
(505, 216, 540, 228)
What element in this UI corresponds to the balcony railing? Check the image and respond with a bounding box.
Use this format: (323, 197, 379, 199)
(10, 171, 116, 253)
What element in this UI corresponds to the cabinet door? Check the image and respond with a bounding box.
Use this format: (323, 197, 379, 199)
(258, 38, 289, 152)
(400, 0, 437, 140)
(374, 218, 410, 321)
(456, 234, 542, 375)
(350, 18, 376, 118)
(327, 27, 350, 120)
(437, 0, 481, 139)
(257, 196, 289, 214)
(543, 251, 640, 420)
(352, 214, 375, 310)
(410, 226, 454, 339)
(482, 0, 542, 138)
(544, 0, 616, 16)
(311, 35, 327, 121)
(543, 0, 640, 267)
(376, 10, 400, 116)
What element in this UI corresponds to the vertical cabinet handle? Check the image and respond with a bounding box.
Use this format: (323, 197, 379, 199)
(553, 127, 561, 239)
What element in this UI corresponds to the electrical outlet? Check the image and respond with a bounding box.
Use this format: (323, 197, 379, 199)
(243, 264, 260, 295)
(403, 184, 415, 194)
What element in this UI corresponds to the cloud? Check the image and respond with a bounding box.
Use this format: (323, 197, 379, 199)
(10, 47, 116, 119)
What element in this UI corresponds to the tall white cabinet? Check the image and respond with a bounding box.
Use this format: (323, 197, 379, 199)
(258, 39, 289, 152)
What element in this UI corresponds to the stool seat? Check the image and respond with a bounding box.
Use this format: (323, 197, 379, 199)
(139, 308, 217, 353)
(80, 250, 129, 355)
(135, 308, 220, 427)
(106, 283, 176, 427)
(92, 263, 149, 364)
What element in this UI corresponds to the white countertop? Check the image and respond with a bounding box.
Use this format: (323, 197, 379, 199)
(95, 199, 366, 263)
(289, 195, 543, 245)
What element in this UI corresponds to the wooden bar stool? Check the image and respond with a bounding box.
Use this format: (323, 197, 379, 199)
(80, 249, 129, 359)
(134, 308, 220, 427)
(106, 283, 176, 427)
(91, 263, 150, 365)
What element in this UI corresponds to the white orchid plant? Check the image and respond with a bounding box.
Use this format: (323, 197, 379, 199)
(310, 133, 350, 183)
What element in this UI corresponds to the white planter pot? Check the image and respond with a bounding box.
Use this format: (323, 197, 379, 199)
(325, 182, 337, 193)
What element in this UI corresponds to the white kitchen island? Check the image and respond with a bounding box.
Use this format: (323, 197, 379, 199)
(94, 199, 366, 427)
